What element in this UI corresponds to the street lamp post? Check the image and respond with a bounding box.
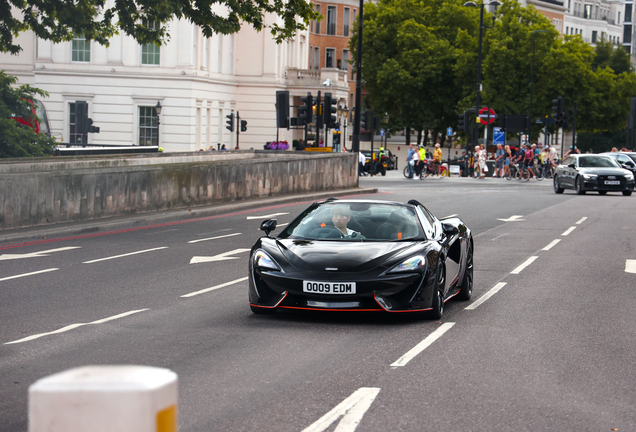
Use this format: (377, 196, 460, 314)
(154, 101, 162, 147)
(352, 0, 364, 153)
(464, 0, 500, 150)
(528, 30, 547, 138)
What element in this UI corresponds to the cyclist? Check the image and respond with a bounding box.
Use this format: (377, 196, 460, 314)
(525, 144, 537, 179)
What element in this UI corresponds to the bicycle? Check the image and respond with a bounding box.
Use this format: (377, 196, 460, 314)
(505, 162, 529, 181)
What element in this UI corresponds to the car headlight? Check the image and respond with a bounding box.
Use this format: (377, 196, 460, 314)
(583, 173, 597, 179)
(387, 255, 426, 273)
(253, 250, 284, 272)
(625, 172, 634, 180)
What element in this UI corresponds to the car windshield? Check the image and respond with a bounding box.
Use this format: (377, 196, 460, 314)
(625, 154, 636, 164)
(578, 156, 619, 168)
(278, 202, 423, 241)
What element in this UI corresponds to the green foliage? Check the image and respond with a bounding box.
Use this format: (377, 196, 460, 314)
(0, 71, 57, 158)
(576, 130, 630, 153)
(0, 0, 319, 54)
(355, 0, 636, 142)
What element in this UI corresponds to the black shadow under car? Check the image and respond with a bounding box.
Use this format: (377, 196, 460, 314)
(248, 199, 473, 319)
(553, 154, 635, 195)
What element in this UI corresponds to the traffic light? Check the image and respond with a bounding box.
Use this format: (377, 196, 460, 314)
(315, 99, 324, 129)
(75, 101, 88, 135)
(360, 110, 369, 130)
(225, 112, 234, 132)
(275, 90, 289, 128)
(458, 111, 468, 133)
(85, 118, 100, 133)
(373, 116, 381, 130)
(323, 92, 338, 129)
(240, 120, 247, 132)
(551, 96, 564, 127)
(298, 93, 313, 126)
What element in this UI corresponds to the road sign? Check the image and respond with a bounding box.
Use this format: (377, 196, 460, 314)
(446, 127, 453, 136)
(478, 107, 497, 125)
(380, 129, 385, 137)
(493, 127, 505, 146)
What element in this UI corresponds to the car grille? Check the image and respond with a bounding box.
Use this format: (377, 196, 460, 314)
(597, 175, 625, 189)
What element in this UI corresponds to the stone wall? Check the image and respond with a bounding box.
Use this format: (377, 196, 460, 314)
(0, 150, 358, 230)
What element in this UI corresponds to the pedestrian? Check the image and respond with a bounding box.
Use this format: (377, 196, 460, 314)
(478, 143, 487, 179)
(296, 139, 305, 151)
(611, 147, 618, 152)
(458, 151, 467, 177)
(494, 143, 504, 178)
(418, 145, 426, 178)
(358, 150, 367, 176)
(503, 144, 512, 178)
(406, 144, 416, 179)
(433, 143, 443, 176)
(221, 144, 227, 150)
(412, 146, 421, 178)
(473, 145, 481, 178)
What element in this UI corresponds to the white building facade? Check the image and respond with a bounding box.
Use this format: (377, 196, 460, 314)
(1, 3, 349, 151)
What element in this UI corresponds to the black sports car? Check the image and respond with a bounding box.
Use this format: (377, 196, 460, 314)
(248, 199, 473, 319)
(553, 154, 635, 195)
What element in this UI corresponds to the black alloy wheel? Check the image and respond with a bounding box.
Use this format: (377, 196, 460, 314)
(553, 176, 564, 194)
(575, 176, 586, 195)
(457, 242, 473, 301)
(429, 262, 446, 320)
(623, 190, 633, 196)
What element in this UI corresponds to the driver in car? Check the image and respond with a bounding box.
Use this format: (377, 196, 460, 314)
(331, 207, 364, 238)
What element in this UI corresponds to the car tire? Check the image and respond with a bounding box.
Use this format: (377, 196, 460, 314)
(457, 241, 473, 301)
(429, 262, 445, 320)
(553, 176, 564, 194)
(623, 190, 632, 196)
(250, 305, 277, 315)
(598, 190, 607, 195)
(575, 176, 586, 195)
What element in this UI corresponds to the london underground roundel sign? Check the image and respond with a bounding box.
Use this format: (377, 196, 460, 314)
(478, 107, 497, 125)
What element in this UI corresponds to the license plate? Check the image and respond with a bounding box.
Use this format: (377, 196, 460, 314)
(604, 180, 620, 185)
(303, 281, 356, 294)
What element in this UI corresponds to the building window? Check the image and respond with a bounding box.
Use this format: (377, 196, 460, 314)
(626, 4, 632, 23)
(343, 8, 351, 36)
(72, 35, 90, 62)
(325, 48, 335, 68)
(342, 49, 349, 72)
(584, 4, 592, 18)
(142, 43, 160, 65)
(327, 6, 337, 35)
(314, 5, 321, 34)
(139, 106, 159, 146)
(566, 26, 569, 34)
(69, 102, 86, 143)
(592, 30, 597, 43)
(313, 47, 320, 70)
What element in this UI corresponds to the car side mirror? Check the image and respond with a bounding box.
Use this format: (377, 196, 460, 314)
(568, 163, 576, 169)
(624, 161, 635, 168)
(260, 219, 277, 237)
(441, 222, 459, 236)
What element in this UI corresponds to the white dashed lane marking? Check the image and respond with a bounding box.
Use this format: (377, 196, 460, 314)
(576, 217, 587, 225)
(5, 309, 149, 345)
(0, 268, 59, 282)
(188, 232, 241, 244)
(390, 322, 455, 367)
(246, 213, 289, 220)
(542, 239, 561, 251)
(0, 246, 81, 261)
(561, 226, 576, 236)
(465, 282, 507, 310)
(181, 277, 248, 298)
(189, 249, 251, 264)
(82, 247, 168, 264)
(302, 387, 381, 432)
(511, 256, 538, 274)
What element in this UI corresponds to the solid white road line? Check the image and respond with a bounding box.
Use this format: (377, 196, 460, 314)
(497, 215, 525, 222)
(0, 268, 59, 282)
(4, 309, 149, 345)
(511, 256, 538, 274)
(181, 277, 249, 298)
(561, 226, 576, 236)
(465, 282, 507, 310)
(390, 322, 455, 367)
(246, 212, 289, 220)
(542, 239, 561, 251)
(0, 246, 81, 261)
(82, 247, 168, 264)
(576, 217, 587, 225)
(189, 248, 251, 264)
(188, 232, 241, 244)
(302, 387, 381, 432)
(626, 260, 636, 274)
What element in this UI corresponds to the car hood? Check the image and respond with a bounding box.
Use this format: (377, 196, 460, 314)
(578, 167, 629, 175)
(274, 239, 422, 272)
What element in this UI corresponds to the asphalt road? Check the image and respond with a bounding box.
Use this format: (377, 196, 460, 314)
(1, 171, 635, 431)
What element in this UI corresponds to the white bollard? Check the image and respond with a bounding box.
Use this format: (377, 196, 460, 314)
(29, 365, 177, 432)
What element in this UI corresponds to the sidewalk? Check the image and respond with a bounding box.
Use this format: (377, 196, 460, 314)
(0, 187, 378, 245)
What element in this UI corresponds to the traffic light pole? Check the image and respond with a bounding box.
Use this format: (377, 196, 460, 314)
(236, 111, 240, 150)
(352, 0, 364, 153)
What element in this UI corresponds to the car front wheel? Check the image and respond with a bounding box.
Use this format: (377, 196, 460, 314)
(553, 176, 564, 194)
(623, 190, 633, 196)
(575, 176, 586, 195)
(429, 262, 445, 320)
(457, 242, 473, 301)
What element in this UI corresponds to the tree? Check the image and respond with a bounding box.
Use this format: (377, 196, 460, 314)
(0, 71, 57, 157)
(0, 0, 319, 54)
